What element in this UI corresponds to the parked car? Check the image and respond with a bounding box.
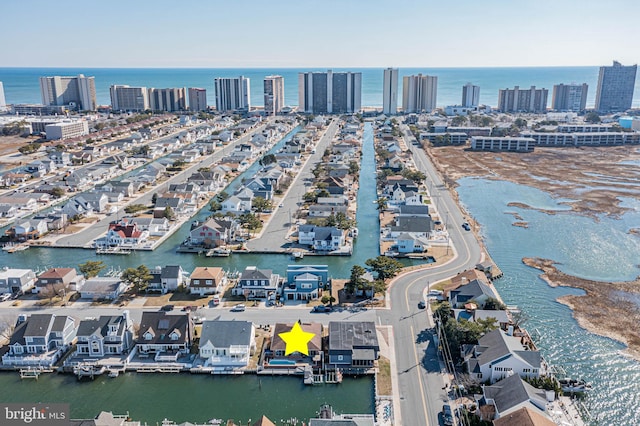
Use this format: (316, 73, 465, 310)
(161, 304, 174, 311)
(231, 304, 246, 312)
(462, 222, 471, 231)
(312, 305, 332, 313)
(442, 404, 454, 426)
(417, 301, 425, 309)
(0, 293, 12, 302)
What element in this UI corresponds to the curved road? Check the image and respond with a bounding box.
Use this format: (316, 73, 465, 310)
(376, 125, 483, 426)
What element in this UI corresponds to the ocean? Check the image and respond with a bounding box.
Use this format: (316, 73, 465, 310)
(2, 66, 640, 110)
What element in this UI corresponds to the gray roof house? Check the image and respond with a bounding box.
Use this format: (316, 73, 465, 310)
(149, 265, 186, 294)
(476, 374, 550, 421)
(465, 329, 543, 384)
(0, 268, 37, 294)
(136, 311, 193, 360)
(448, 279, 498, 309)
(198, 320, 256, 369)
(79, 277, 128, 300)
(2, 313, 77, 367)
(74, 312, 134, 358)
(328, 321, 379, 369)
(235, 266, 280, 299)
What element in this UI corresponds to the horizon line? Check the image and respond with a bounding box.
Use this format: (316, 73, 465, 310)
(0, 64, 612, 70)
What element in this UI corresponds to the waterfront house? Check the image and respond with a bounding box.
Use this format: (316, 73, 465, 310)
(316, 195, 348, 206)
(33, 212, 68, 232)
(154, 196, 185, 216)
(188, 217, 239, 247)
(198, 320, 255, 369)
(308, 405, 375, 426)
(0, 194, 39, 212)
(9, 218, 49, 241)
(189, 267, 226, 296)
(0, 268, 36, 294)
(0, 172, 30, 187)
(34, 267, 81, 294)
(101, 181, 135, 198)
(236, 187, 255, 211)
(492, 407, 556, 426)
(268, 322, 322, 363)
(328, 321, 379, 369)
(396, 233, 429, 253)
(233, 266, 280, 299)
(136, 312, 193, 361)
(95, 222, 147, 249)
(464, 329, 543, 384)
(0, 204, 18, 218)
(297, 225, 345, 251)
(452, 306, 511, 330)
(245, 178, 274, 200)
(448, 278, 499, 309)
(308, 204, 348, 218)
(70, 411, 144, 426)
(2, 314, 77, 367)
(283, 265, 329, 301)
(75, 192, 109, 213)
(397, 204, 430, 218)
(79, 277, 128, 300)
(149, 265, 186, 293)
(475, 375, 550, 422)
(168, 183, 200, 194)
(187, 170, 225, 192)
(389, 217, 433, 240)
(74, 311, 134, 357)
(127, 217, 170, 236)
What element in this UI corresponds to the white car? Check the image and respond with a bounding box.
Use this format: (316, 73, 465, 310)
(0, 293, 12, 302)
(230, 304, 246, 312)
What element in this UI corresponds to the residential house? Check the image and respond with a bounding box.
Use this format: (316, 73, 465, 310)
(298, 225, 345, 251)
(236, 187, 254, 211)
(308, 205, 348, 218)
(34, 267, 82, 293)
(187, 170, 225, 192)
(189, 267, 226, 296)
(64, 169, 92, 190)
(327, 164, 350, 179)
(328, 321, 379, 369)
(396, 233, 429, 253)
(464, 329, 543, 384)
(0, 268, 36, 294)
(133, 162, 166, 184)
(79, 277, 128, 300)
(268, 322, 322, 366)
(389, 216, 433, 239)
(397, 205, 430, 217)
(308, 406, 375, 426)
(492, 407, 556, 426)
(74, 312, 134, 358)
(453, 305, 511, 330)
(448, 279, 499, 309)
(136, 312, 193, 360)
(95, 222, 147, 248)
(75, 192, 109, 213)
(127, 217, 170, 236)
(234, 266, 280, 299)
(316, 196, 348, 206)
(33, 212, 68, 231)
(101, 181, 135, 198)
(149, 265, 186, 293)
(168, 183, 200, 194)
(283, 265, 328, 301)
(0, 172, 30, 187)
(188, 217, 239, 247)
(245, 178, 274, 200)
(198, 320, 255, 368)
(0, 204, 18, 218)
(49, 151, 72, 167)
(475, 375, 550, 422)
(0, 194, 39, 212)
(9, 219, 49, 240)
(2, 314, 77, 367)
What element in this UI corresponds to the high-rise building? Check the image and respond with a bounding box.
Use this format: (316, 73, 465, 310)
(109, 85, 149, 112)
(462, 83, 480, 108)
(148, 88, 186, 112)
(298, 70, 362, 114)
(0, 82, 6, 112)
(214, 76, 250, 112)
(402, 74, 438, 113)
(188, 88, 208, 112)
(382, 68, 398, 115)
(552, 83, 588, 111)
(264, 75, 285, 115)
(39, 74, 97, 111)
(595, 61, 637, 113)
(497, 86, 548, 113)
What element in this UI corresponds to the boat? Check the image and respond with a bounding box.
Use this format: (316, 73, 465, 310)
(3, 243, 29, 253)
(559, 378, 593, 393)
(205, 247, 231, 257)
(350, 228, 359, 238)
(292, 251, 304, 260)
(96, 247, 132, 255)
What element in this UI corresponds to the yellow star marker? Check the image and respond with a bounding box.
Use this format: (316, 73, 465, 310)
(279, 322, 316, 356)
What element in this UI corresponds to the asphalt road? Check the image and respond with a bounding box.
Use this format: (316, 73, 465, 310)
(372, 124, 483, 426)
(246, 119, 339, 252)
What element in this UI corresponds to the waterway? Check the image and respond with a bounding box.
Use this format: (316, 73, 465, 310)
(0, 372, 373, 424)
(0, 122, 421, 278)
(456, 177, 640, 425)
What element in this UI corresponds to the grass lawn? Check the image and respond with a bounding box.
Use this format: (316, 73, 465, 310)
(377, 356, 393, 396)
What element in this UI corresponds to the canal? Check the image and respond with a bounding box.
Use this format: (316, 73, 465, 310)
(0, 121, 424, 277)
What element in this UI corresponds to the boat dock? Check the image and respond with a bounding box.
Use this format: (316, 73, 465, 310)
(19, 367, 54, 379)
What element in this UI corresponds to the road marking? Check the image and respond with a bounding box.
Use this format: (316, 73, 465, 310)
(410, 323, 430, 426)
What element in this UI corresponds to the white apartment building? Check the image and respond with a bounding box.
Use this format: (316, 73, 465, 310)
(382, 68, 398, 115)
(402, 74, 438, 113)
(264, 75, 285, 115)
(40, 74, 97, 111)
(110, 85, 149, 112)
(45, 120, 89, 140)
(188, 88, 207, 111)
(214, 76, 250, 112)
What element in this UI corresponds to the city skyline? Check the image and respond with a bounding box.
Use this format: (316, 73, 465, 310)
(2, 0, 639, 68)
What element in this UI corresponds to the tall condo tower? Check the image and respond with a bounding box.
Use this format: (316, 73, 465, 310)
(298, 70, 362, 114)
(595, 61, 637, 112)
(264, 75, 285, 115)
(462, 83, 480, 107)
(40, 74, 97, 111)
(497, 86, 548, 113)
(188, 88, 208, 111)
(214, 76, 250, 112)
(382, 68, 398, 115)
(110, 85, 149, 112)
(402, 74, 438, 113)
(551, 83, 588, 111)
(0, 82, 6, 112)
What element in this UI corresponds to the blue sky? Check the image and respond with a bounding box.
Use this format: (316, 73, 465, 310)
(1, 0, 638, 68)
